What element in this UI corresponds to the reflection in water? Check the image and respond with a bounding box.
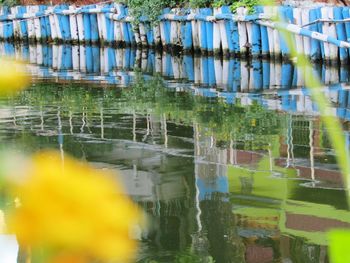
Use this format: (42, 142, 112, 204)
(0, 43, 349, 262)
(0, 78, 348, 263)
(2, 43, 350, 120)
(0, 42, 347, 88)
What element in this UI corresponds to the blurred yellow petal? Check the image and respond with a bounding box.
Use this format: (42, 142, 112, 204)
(0, 57, 29, 95)
(0, 210, 5, 234)
(8, 151, 143, 262)
(48, 253, 89, 263)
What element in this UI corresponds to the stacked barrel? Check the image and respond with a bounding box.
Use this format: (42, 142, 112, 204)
(0, 4, 349, 62)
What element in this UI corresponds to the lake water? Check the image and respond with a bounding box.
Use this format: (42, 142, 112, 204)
(0, 43, 349, 263)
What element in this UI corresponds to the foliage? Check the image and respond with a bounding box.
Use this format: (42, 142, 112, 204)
(189, 0, 211, 8)
(230, 0, 261, 14)
(0, 0, 19, 7)
(124, 0, 185, 26)
(229, 0, 273, 13)
(211, 0, 228, 8)
(121, 0, 267, 24)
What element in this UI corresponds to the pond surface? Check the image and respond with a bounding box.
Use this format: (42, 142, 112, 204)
(0, 43, 350, 263)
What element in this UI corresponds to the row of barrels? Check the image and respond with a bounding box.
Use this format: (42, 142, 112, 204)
(0, 4, 349, 61)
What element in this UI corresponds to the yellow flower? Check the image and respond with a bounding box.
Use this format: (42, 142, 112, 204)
(8, 151, 143, 263)
(0, 57, 29, 95)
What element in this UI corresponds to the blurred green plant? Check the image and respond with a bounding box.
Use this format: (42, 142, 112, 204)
(273, 5, 350, 200)
(328, 230, 350, 263)
(263, 1, 350, 262)
(0, 0, 19, 7)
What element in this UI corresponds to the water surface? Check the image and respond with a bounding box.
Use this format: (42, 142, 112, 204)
(0, 43, 349, 263)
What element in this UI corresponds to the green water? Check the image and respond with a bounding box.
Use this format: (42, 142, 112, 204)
(0, 76, 347, 263)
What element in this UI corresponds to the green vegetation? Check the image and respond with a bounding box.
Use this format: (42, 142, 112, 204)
(126, 0, 182, 26)
(229, 0, 260, 13)
(0, 0, 19, 7)
(261, 1, 350, 262)
(121, 0, 264, 25)
(229, 0, 272, 13)
(329, 230, 350, 263)
(278, 30, 350, 193)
